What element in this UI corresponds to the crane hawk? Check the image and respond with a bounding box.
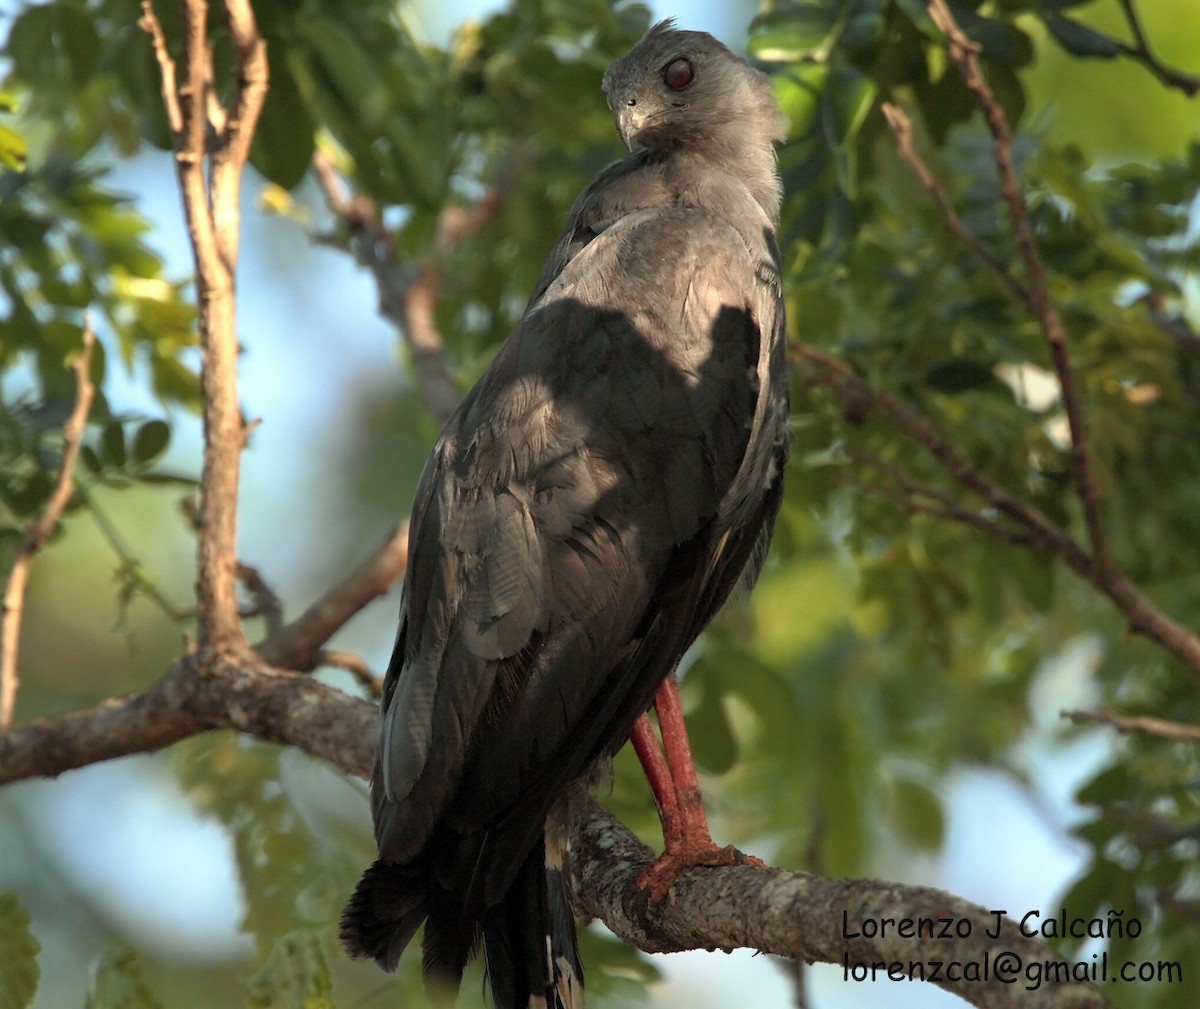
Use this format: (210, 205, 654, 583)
(341, 19, 789, 1009)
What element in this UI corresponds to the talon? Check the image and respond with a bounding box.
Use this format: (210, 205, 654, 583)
(636, 843, 764, 901)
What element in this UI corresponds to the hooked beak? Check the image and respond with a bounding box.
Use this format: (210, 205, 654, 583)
(615, 105, 648, 151)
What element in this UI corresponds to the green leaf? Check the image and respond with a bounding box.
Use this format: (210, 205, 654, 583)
(131, 420, 170, 466)
(924, 357, 997, 392)
(749, 7, 841, 61)
(0, 124, 27, 172)
(684, 677, 738, 776)
(961, 15, 1034, 67)
(57, 5, 100, 89)
(100, 420, 126, 469)
(775, 63, 829, 138)
(0, 893, 40, 1009)
(841, 11, 886, 53)
(887, 778, 945, 850)
(85, 949, 163, 1009)
(250, 61, 315, 190)
(1045, 15, 1123, 59)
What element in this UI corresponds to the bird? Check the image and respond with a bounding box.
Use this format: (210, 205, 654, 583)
(340, 19, 789, 1009)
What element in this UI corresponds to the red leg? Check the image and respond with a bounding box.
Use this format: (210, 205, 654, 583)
(629, 712, 678, 826)
(651, 676, 713, 846)
(629, 678, 763, 900)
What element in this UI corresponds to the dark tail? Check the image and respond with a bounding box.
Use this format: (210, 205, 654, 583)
(340, 828, 584, 1009)
(339, 856, 430, 972)
(477, 831, 584, 1009)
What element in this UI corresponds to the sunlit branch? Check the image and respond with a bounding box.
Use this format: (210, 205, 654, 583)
(0, 323, 96, 728)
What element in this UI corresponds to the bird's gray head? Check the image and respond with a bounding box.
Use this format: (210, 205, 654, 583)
(602, 20, 786, 155)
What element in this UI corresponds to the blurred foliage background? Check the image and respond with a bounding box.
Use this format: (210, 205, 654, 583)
(1, 0, 1198, 1007)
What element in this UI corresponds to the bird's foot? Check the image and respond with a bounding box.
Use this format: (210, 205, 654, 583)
(635, 841, 764, 902)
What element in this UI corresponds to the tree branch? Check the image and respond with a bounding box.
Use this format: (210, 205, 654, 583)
(796, 344, 1200, 674)
(1114, 0, 1200, 97)
(568, 798, 1109, 1009)
(1063, 706, 1200, 744)
(137, 2, 181, 135)
(254, 521, 408, 671)
(879, 102, 1030, 311)
(841, 444, 1037, 548)
(0, 664, 1109, 1008)
(0, 654, 376, 786)
(929, 0, 1112, 579)
(311, 151, 460, 424)
(142, 0, 265, 657)
(311, 149, 510, 426)
(1, 323, 96, 728)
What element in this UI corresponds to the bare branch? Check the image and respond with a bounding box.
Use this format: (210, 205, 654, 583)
(137, 2, 182, 135)
(145, 0, 268, 656)
(1064, 707, 1200, 744)
(312, 147, 514, 428)
(317, 649, 384, 698)
(1, 324, 96, 728)
(880, 102, 1030, 310)
(929, 0, 1112, 578)
(255, 521, 408, 671)
(569, 798, 1111, 1009)
(148, 0, 241, 652)
(211, 0, 268, 267)
(312, 150, 462, 424)
(0, 654, 376, 787)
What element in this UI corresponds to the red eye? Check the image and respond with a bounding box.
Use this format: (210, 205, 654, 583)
(663, 58, 693, 90)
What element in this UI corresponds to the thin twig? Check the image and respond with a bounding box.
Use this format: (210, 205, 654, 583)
(68, 484, 188, 620)
(235, 561, 284, 636)
(318, 648, 384, 698)
(1063, 707, 1200, 744)
(843, 444, 1036, 546)
(137, 2, 182, 135)
(256, 521, 409, 672)
(1115, 0, 1200, 97)
(798, 345, 1089, 567)
(1, 323, 96, 727)
(312, 148, 513, 426)
(880, 102, 1031, 311)
(312, 149, 461, 425)
(211, 0, 268, 267)
(929, 0, 1113, 579)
